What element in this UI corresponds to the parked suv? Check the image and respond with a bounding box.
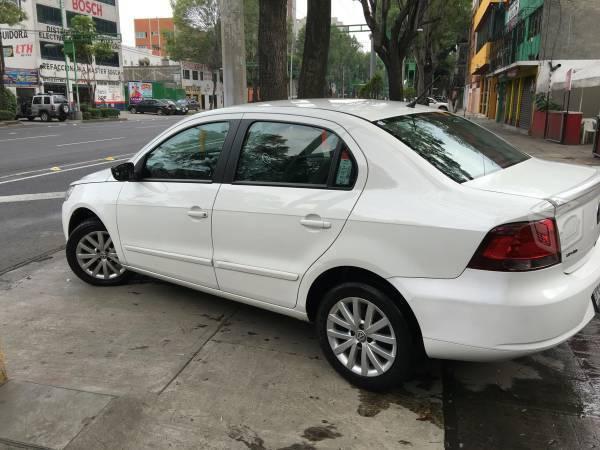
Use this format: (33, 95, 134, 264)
(128, 99, 172, 115)
(22, 93, 70, 122)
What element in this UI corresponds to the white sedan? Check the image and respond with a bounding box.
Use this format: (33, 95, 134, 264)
(62, 99, 600, 390)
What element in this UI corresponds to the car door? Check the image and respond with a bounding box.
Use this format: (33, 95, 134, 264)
(212, 114, 367, 308)
(116, 116, 239, 288)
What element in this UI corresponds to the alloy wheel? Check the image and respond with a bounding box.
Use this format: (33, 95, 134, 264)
(327, 297, 397, 377)
(75, 231, 125, 280)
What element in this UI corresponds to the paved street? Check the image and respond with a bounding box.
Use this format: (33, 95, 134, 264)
(0, 116, 599, 449)
(0, 114, 181, 275)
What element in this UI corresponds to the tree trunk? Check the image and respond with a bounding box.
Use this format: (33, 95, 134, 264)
(258, 0, 288, 101)
(297, 0, 331, 98)
(386, 52, 404, 101)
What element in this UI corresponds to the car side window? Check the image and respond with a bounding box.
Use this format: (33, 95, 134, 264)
(143, 122, 230, 181)
(235, 121, 345, 186)
(33, 97, 41, 105)
(43, 97, 51, 105)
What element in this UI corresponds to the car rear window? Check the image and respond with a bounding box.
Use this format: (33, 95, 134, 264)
(376, 112, 530, 183)
(53, 95, 67, 103)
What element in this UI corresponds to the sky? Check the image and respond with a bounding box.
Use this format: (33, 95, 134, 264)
(119, 0, 370, 49)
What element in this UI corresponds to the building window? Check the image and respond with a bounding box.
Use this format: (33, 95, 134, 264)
(200, 72, 204, 81)
(151, 31, 159, 37)
(96, 0, 116, 5)
(40, 41, 64, 61)
(96, 52, 120, 67)
(36, 4, 62, 26)
(135, 32, 147, 39)
(152, 45, 160, 51)
(183, 69, 190, 79)
(528, 7, 543, 39)
(192, 70, 199, 80)
(94, 17, 118, 35)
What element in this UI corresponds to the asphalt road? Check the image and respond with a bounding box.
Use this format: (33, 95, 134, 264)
(0, 114, 182, 274)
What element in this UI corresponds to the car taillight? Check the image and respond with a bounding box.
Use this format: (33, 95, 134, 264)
(468, 218, 561, 271)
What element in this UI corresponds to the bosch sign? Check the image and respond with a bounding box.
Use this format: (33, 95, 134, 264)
(72, 0, 103, 17)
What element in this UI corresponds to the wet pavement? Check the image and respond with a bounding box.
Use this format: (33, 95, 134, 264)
(444, 318, 600, 449)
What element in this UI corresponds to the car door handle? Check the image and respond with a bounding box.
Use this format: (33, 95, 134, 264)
(188, 208, 208, 219)
(300, 218, 331, 229)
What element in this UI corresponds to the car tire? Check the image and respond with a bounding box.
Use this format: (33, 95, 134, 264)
(157, 109, 163, 115)
(439, 106, 448, 111)
(59, 116, 67, 122)
(40, 111, 50, 122)
(129, 107, 137, 114)
(66, 219, 132, 287)
(27, 116, 35, 121)
(316, 282, 415, 391)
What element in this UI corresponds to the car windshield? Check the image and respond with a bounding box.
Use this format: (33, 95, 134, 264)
(376, 112, 530, 183)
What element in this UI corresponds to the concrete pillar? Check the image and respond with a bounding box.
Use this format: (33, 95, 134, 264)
(220, 0, 247, 107)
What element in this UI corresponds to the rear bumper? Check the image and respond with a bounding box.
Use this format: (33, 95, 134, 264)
(389, 243, 600, 361)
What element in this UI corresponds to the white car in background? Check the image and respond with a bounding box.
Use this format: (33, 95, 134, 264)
(62, 100, 600, 390)
(426, 96, 449, 111)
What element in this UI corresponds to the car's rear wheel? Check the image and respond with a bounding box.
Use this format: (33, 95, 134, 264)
(157, 109, 164, 115)
(40, 111, 50, 122)
(58, 116, 67, 122)
(316, 282, 414, 391)
(27, 116, 34, 121)
(66, 219, 131, 286)
(129, 107, 137, 114)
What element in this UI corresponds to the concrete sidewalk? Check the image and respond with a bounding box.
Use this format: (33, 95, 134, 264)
(469, 115, 600, 167)
(0, 254, 443, 450)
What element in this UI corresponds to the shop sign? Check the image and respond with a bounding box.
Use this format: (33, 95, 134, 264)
(2, 68, 39, 86)
(96, 83, 124, 104)
(128, 81, 153, 104)
(72, 0, 104, 17)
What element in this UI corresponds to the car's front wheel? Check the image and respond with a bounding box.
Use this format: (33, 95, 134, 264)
(66, 219, 131, 286)
(40, 111, 50, 122)
(316, 282, 414, 391)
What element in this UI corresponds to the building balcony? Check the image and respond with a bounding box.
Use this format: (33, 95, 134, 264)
(470, 42, 491, 75)
(473, 0, 503, 31)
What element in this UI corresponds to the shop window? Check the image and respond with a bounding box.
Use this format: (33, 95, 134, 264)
(40, 41, 64, 61)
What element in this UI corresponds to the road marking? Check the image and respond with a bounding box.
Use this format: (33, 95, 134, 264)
(0, 158, 128, 185)
(0, 134, 59, 143)
(56, 137, 126, 147)
(50, 166, 61, 171)
(0, 192, 65, 204)
(0, 153, 136, 180)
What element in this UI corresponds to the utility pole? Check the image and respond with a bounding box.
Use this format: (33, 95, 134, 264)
(220, 0, 247, 106)
(58, 0, 72, 106)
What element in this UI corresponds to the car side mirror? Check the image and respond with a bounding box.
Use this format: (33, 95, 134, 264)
(111, 162, 136, 182)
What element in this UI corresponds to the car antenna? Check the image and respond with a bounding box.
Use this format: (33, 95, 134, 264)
(406, 76, 441, 108)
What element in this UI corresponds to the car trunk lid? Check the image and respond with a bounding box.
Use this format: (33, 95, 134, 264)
(466, 158, 600, 273)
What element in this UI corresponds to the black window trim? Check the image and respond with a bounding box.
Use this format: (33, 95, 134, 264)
(223, 118, 358, 190)
(133, 119, 240, 184)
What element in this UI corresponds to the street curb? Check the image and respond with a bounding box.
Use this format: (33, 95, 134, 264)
(70, 118, 128, 124)
(0, 120, 22, 127)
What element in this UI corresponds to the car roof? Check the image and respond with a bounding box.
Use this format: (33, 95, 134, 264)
(216, 99, 434, 122)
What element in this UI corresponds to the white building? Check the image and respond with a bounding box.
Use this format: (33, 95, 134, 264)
(180, 61, 223, 109)
(1, 0, 124, 108)
(121, 45, 164, 67)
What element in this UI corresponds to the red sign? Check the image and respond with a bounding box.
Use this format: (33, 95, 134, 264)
(15, 43, 33, 56)
(72, 0, 103, 17)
